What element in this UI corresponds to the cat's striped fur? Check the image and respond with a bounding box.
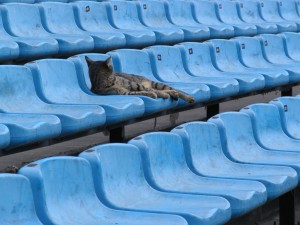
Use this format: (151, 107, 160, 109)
(86, 56, 195, 103)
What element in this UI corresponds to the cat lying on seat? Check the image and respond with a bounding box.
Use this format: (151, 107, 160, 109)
(86, 56, 195, 104)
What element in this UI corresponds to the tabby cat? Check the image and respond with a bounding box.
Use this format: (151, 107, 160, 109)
(86, 56, 195, 104)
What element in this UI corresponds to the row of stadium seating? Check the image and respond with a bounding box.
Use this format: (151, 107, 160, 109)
(1, 33, 300, 150)
(1, 96, 300, 224)
(0, 0, 300, 60)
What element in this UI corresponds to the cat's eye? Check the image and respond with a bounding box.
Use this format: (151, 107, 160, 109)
(86, 6, 90, 12)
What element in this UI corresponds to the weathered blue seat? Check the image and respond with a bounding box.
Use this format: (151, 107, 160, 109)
(236, 0, 278, 34)
(206, 39, 289, 88)
(0, 113, 61, 149)
(129, 132, 267, 217)
(27, 59, 146, 124)
(69, 53, 178, 115)
(0, 124, 10, 150)
(39, 2, 125, 51)
(214, 0, 257, 36)
(0, 66, 106, 135)
(144, 46, 240, 100)
(277, 0, 300, 31)
(80, 144, 232, 225)
(0, 174, 43, 225)
(106, 1, 157, 46)
(107, 49, 210, 107)
(164, 1, 211, 41)
(0, 0, 34, 2)
(240, 103, 300, 153)
(73, 1, 155, 48)
(233, 36, 300, 83)
(210, 110, 300, 181)
(19, 156, 188, 225)
(0, 39, 19, 62)
(190, 1, 235, 39)
(270, 97, 300, 140)
(173, 121, 298, 200)
(280, 32, 300, 61)
(258, 0, 298, 32)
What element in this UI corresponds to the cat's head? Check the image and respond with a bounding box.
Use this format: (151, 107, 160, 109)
(85, 56, 113, 76)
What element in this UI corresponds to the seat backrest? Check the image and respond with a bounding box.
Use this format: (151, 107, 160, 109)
(39, 2, 82, 34)
(19, 156, 103, 225)
(0, 0, 34, 3)
(1, 3, 50, 37)
(237, 1, 265, 23)
(278, 0, 299, 20)
(281, 32, 300, 61)
(108, 49, 159, 82)
(176, 42, 219, 75)
(0, 174, 42, 225)
(192, 1, 222, 25)
(166, 1, 199, 26)
(215, 0, 243, 24)
(72, 2, 115, 32)
(258, 0, 284, 21)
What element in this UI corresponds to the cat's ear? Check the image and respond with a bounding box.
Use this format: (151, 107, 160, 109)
(105, 56, 113, 70)
(85, 56, 94, 67)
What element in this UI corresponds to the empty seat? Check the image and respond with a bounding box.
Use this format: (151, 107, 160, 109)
(173, 121, 298, 200)
(206, 39, 289, 88)
(0, 66, 106, 135)
(107, 49, 210, 107)
(0, 174, 43, 225)
(144, 45, 240, 100)
(0, 113, 61, 149)
(258, 0, 298, 32)
(39, 2, 125, 51)
(0, 0, 34, 2)
(129, 132, 267, 217)
(277, 0, 300, 31)
(80, 144, 232, 225)
(280, 32, 300, 61)
(164, 1, 211, 41)
(190, 1, 235, 39)
(211, 110, 300, 179)
(27, 59, 146, 124)
(240, 103, 300, 153)
(237, 0, 278, 34)
(19, 156, 188, 225)
(214, 0, 257, 36)
(0, 124, 10, 149)
(233, 36, 300, 83)
(0, 40, 19, 62)
(270, 97, 300, 140)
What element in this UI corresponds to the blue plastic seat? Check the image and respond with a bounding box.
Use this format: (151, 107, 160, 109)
(0, 66, 106, 135)
(280, 32, 300, 61)
(258, 0, 298, 32)
(173, 121, 298, 200)
(214, 0, 257, 36)
(0, 0, 34, 2)
(144, 46, 240, 100)
(107, 49, 209, 107)
(69, 53, 178, 115)
(73, 1, 155, 48)
(236, 0, 278, 34)
(0, 40, 19, 62)
(277, 0, 300, 31)
(27, 59, 146, 124)
(0, 174, 43, 225)
(270, 97, 300, 140)
(19, 156, 188, 225)
(190, 1, 235, 39)
(240, 103, 300, 153)
(106, 1, 157, 46)
(39, 2, 125, 51)
(2, 3, 94, 57)
(129, 132, 267, 217)
(164, 1, 211, 41)
(233, 36, 300, 83)
(80, 144, 232, 225)
(206, 39, 289, 88)
(211, 110, 300, 181)
(0, 113, 61, 149)
(0, 124, 10, 150)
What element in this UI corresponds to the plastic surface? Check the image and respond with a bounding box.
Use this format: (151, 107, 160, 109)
(0, 174, 43, 225)
(0, 113, 61, 148)
(280, 32, 300, 61)
(39, 2, 125, 51)
(0, 65, 106, 135)
(19, 156, 188, 225)
(80, 144, 232, 225)
(130, 132, 267, 217)
(144, 45, 240, 100)
(175, 121, 298, 200)
(211, 110, 300, 181)
(27, 59, 145, 124)
(277, 0, 300, 31)
(0, 124, 10, 149)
